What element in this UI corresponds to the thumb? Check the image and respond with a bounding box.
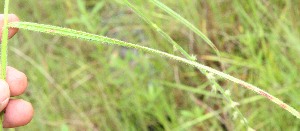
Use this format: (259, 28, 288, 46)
(0, 80, 10, 112)
(0, 14, 20, 39)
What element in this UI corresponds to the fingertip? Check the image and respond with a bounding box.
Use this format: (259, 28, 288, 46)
(3, 99, 34, 128)
(8, 14, 19, 22)
(6, 66, 28, 96)
(0, 80, 10, 111)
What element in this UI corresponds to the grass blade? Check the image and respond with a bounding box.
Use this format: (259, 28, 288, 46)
(8, 22, 300, 120)
(150, 0, 220, 56)
(124, 0, 196, 61)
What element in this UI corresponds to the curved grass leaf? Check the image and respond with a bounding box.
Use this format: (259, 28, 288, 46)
(8, 22, 300, 120)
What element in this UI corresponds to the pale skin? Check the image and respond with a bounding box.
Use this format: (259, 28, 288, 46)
(0, 14, 34, 128)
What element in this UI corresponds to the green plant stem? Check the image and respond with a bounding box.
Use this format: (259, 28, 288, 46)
(0, 0, 10, 130)
(8, 22, 300, 119)
(1, 0, 9, 80)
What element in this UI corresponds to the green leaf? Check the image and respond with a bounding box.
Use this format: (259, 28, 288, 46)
(8, 22, 300, 120)
(150, 0, 220, 56)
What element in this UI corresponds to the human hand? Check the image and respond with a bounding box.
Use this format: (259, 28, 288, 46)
(0, 14, 33, 128)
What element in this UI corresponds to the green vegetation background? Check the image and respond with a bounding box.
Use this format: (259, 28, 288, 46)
(1, 0, 300, 130)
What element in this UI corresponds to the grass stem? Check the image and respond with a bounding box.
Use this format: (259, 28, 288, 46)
(0, 0, 10, 129)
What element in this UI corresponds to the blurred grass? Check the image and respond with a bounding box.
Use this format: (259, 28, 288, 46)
(1, 0, 300, 130)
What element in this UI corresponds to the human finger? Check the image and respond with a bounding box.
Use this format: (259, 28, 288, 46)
(3, 99, 34, 128)
(0, 80, 10, 112)
(6, 66, 28, 96)
(0, 14, 20, 39)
